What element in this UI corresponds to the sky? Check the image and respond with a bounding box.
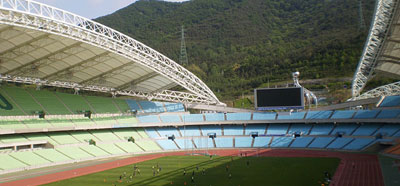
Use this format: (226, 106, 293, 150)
(34, 0, 188, 19)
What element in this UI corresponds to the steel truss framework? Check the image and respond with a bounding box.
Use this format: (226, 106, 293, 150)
(352, 0, 399, 97)
(353, 80, 400, 100)
(0, 0, 221, 105)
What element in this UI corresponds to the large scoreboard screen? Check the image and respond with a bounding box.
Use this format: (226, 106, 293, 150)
(254, 87, 304, 110)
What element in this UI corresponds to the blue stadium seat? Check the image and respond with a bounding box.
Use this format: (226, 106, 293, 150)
(305, 111, 333, 119)
(266, 124, 289, 135)
(193, 138, 214, 148)
(245, 124, 267, 135)
(376, 109, 400, 119)
(137, 115, 160, 123)
(223, 125, 244, 135)
(138, 101, 165, 113)
(125, 100, 142, 112)
(379, 96, 400, 107)
(353, 110, 380, 119)
(145, 128, 160, 138)
(373, 124, 400, 136)
(309, 124, 334, 135)
(308, 137, 335, 148)
(290, 137, 314, 148)
(270, 137, 293, 148)
(156, 127, 181, 137)
(204, 113, 225, 121)
(175, 139, 194, 149)
(252, 112, 276, 120)
(277, 112, 306, 120)
(253, 136, 272, 148)
(327, 138, 353, 149)
(201, 125, 222, 136)
(226, 113, 251, 121)
(164, 102, 185, 112)
(330, 124, 358, 135)
(342, 138, 374, 150)
(215, 138, 233, 148)
(179, 126, 201, 136)
(330, 110, 356, 119)
(288, 124, 312, 134)
(235, 137, 253, 148)
(352, 124, 380, 136)
(156, 139, 178, 150)
(182, 114, 204, 122)
(159, 115, 182, 123)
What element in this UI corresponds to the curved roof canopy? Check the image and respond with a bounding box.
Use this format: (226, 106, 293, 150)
(0, 0, 221, 105)
(352, 0, 400, 100)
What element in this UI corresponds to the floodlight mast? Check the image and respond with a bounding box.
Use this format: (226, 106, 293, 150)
(292, 72, 318, 108)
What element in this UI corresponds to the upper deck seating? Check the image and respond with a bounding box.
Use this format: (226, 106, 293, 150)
(305, 111, 332, 119)
(125, 100, 142, 112)
(90, 130, 121, 141)
(0, 89, 26, 116)
(27, 89, 71, 115)
(164, 102, 185, 112)
(223, 125, 244, 135)
(277, 112, 305, 120)
(85, 96, 120, 113)
(252, 112, 276, 120)
(138, 101, 165, 113)
(55, 92, 91, 114)
(1, 86, 43, 115)
(379, 96, 400, 107)
(226, 113, 251, 121)
(48, 132, 80, 144)
(330, 110, 356, 119)
(266, 124, 289, 135)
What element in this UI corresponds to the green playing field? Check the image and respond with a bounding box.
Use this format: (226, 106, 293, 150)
(43, 155, 340, 186)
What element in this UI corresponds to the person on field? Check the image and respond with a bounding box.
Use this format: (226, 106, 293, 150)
(183, 168, 186, 176)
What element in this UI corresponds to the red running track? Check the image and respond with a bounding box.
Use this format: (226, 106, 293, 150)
(1, 149, 384, 186)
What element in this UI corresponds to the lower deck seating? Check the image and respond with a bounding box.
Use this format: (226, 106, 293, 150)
(342, 138, 374, 150)
(156, 139, 178, 150)
(56, 146, 94, 159)
(34, 149, 71, 162)
(223, 125, 244, 135)
(234, 137, 253, 148)
(10, 151, 50, 166)
(135, 140, 161, 151)
(96, 143, 126, 154)
(179, 126, 201, 136)
(253, 137, 272, 148)
(352, 124, 380, 136)
(327, 138, 353, 149)
(245, 125, 266, 135)
(157, 127, 181, 137)
(270, 137, 292, 148)
(193, 138, 214, 148)
(266, 124, 289, 135)
(80, 145, 110, 156)
(115, 142, 143, 153)
(290, 137, 314, 148)
(373, 124, 400, 136)
(0, 154, 27, 170)
(308, 137, 335, 148)
(175, 139, 195, 149)
(330, 124, 358, 135)
(201, 126, 222, 136)
(288, 124, 312, 134)
(215, 137, 233, 148)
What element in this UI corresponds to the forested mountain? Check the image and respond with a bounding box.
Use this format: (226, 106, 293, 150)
(95, 0, 375, 101)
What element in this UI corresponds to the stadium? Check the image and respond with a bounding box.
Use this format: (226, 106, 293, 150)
(0, 0, 399, 185)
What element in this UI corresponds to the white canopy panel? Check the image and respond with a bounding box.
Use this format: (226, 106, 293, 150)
(0, 0, 222, 105)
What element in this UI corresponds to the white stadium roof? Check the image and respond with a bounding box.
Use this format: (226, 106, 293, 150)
(0, 0, 222, 105)
(352, 0, 400, 100)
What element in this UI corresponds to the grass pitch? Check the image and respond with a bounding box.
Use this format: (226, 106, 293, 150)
(43, 155, 339, 186)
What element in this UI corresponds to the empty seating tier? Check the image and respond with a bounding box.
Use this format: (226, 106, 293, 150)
(1, 86, 43, 115)
(252, 112, 276, 120)
(270, 137, 293, 148)
(305, 111, 332, 119)
(201, 125, 222, 136)
(27, 89, 71, 115)
(34, 149, 71, 162)
(175, 139, 194, 149)
(0, 154, 27, 170)
(135, 140, 161, 151)
(10, 151, 50, 166)
(215, 137, 233, 148)
(164, 102, 185, 112)
(330, 110, 355, 119)
(379, 96, 400, 107)
(290, 137, 314, 148)
(277, 112, 305, 120)
(96, 143, 126, 154)
(80, 145, 110, 156)
(352, 124, 381, 136)
(157, 127, 181, 138)
(156, 139, 178, 150)
(115, 142, 143, 153)
(138, 101, 165, 113)
(223, 125, 244, 135)
(226, 113, 251, 121)
(288, 124, 312, 135)
(330, 124, 358, 135)
(308, 137, 335, 148)
(327, 138, 353, 149)
(376, 109, 400, 119)
(182, 114, 204, 122)
(342, 138, 374, 150)
(48, 132, 80, 144)
(253, 137, 272, 148)
(0, 89, 26, 116)
(56, 146, 94, 159)
(85, 96, 120, 113)
(245, 124, 267, 135)
(159, 115, 182, 123)
(234, 137, 253, 148)
(353, 110, 380, 119)
(179, 126, 201, 136)
(267, 124, 289, 135)
(204, 113, 225, 121)
(90, 130, 121, 141)
(54, 92, 91, 114)
(138, 115, 160, 123)
(309, 124, 334, 135)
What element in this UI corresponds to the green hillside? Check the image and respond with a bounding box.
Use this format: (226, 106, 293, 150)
(95, 0, 375, 100)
